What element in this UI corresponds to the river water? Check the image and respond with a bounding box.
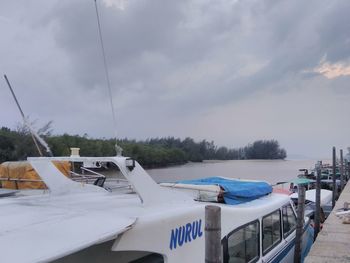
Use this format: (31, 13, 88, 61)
(147, 159, 322, 185)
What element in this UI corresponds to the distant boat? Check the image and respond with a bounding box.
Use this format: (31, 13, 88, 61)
(291, 189, 333, 218)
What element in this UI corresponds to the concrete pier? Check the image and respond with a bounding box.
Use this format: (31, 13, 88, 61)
(305, 181, 350, 262)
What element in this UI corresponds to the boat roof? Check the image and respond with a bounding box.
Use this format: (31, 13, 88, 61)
(27, 156, 191, 205)
(290, 178, 315, 185)
(0, 192, 138, 262)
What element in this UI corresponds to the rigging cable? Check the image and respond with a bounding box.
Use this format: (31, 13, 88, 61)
(94, 0, 122, 156)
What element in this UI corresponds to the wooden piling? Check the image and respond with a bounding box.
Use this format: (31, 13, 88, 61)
(332, 146, 336, 208)
(205, 205, 221, 263)
(314, 162, 321, 240)
(340, 149, 344, 191)
(294, 185, 306, 263)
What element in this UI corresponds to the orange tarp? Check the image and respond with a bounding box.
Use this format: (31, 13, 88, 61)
(0, 161, 71, 189)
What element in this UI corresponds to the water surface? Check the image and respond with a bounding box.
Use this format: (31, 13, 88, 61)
(147, 159, 321, 184)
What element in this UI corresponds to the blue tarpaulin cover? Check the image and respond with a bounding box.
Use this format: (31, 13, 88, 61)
(178, 177, 272, 205)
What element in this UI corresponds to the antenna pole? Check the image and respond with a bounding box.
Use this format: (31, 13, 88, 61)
(4, 74, 43, 156)
(4, 75, 26, 120)
(94, 0, 122, 156)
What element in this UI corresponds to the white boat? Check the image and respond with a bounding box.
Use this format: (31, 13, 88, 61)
(0, 155, 313, 263)
(291, 189, 333, 218)
(291, 189, 332, 207)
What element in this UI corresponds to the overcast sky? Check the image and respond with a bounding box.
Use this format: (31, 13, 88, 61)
(0, 0, 349, 158)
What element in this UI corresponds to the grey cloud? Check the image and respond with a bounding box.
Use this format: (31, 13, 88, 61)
(316, 1, 350, 63)
(49, 0, 188, 89)
(1, 0, 350, 157)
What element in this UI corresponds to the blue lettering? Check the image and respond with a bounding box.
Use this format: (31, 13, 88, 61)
(185, 223, 192, 243)
(198, 219, 203, 237)
(169, 228, 178, 250)
(178, 226, 185, 246)
(169, 219, 203, 250)
(191, 221, 198, 240)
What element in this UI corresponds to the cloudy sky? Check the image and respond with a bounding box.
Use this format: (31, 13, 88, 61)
(0, 0, 349, 158)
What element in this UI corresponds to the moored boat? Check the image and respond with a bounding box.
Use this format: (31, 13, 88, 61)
(0, 155, 313, 263)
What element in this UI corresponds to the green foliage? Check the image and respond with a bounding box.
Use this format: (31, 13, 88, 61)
(121, 142, 186, 167)
(0, 127, 42, 161)
(243, 140, 287, 159)
(0, 126, 287, 166)
(0, 127, 16, 161)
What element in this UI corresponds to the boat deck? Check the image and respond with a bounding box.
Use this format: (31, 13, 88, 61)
(305, 181, 350, 262)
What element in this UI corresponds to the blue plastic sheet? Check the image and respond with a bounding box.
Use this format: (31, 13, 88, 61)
(178, 177, 272, 205)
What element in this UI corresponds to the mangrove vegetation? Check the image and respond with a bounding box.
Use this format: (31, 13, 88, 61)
(0, 126, 287, 167)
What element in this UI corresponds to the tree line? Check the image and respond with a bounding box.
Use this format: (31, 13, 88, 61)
(0, 126, 287, 167)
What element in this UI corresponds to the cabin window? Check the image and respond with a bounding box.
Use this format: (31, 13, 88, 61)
(225, 220, 260, 263)
(282, 204, 297, 237)
(262, 210, 281, 255)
